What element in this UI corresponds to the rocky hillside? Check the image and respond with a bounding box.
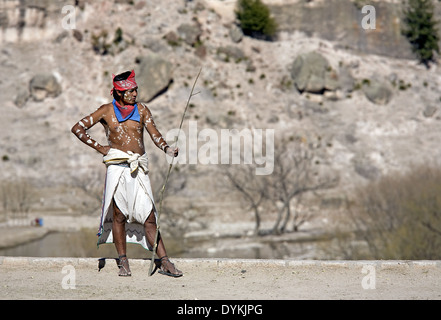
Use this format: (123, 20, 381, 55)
(1, 0, 441, 222)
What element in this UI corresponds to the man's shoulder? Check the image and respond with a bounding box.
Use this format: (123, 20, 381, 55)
(95, 102, 113, 113)
(88, 103, 113, 121)
(137, 102, 152, 116)
(101, 102, 114, 109)
(137, 102, 149, 111)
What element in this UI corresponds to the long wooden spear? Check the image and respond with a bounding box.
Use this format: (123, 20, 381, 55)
(148, 68, 201, 276)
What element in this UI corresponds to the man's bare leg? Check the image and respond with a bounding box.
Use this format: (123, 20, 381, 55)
(144, 210, 183, 277)
(112, 201, 131, 276)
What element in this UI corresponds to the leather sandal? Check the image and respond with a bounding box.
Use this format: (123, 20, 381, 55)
(158, 256, 183, 278)
(118, 254, 132, 276)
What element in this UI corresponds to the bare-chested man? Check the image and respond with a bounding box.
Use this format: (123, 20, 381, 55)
(71, 70, 182, 277)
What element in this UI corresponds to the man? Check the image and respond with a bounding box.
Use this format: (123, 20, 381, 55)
(71, 70, 182, 277)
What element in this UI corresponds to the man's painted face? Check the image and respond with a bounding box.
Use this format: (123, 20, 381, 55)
(122, 87, 138, 104)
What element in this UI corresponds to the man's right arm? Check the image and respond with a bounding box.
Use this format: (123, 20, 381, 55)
(71, 105, 110, 155)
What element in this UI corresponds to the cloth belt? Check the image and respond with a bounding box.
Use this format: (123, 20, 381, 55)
(103, 148, 149, 174)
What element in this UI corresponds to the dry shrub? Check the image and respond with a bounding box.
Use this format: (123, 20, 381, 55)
(0, 178, 35, 215)
(350, 164, 441, 259)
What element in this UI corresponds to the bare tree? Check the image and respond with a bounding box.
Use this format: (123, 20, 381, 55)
(221, 134, 339, 236)
(71, 170, 105, 215)
(148, 158, 189, 233)
(267, 137, 338, 234)
(0, 178, 36, 225)
(221, 163, 268, 235)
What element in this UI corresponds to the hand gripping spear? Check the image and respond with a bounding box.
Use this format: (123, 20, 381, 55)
(148, 68, 201, 276)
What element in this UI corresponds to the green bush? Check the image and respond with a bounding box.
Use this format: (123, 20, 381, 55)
(235, 0, 278, 41)
(402, 0, 440, 67)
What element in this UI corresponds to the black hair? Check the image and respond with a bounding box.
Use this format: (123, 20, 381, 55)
(112, 71, 132, 100)
(114, 71, 132, 82)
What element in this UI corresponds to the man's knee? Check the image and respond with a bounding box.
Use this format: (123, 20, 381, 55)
(113, 202, 127, 224)
(144, 210, 156, 226)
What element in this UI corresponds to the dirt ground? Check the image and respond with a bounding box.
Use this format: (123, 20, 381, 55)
(1, 257, 440, 302)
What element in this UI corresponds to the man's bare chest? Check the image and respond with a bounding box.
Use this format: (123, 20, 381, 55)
(105, 116, 144, 138)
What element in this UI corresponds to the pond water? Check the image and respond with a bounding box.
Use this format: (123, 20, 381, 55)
(0, 228, 330, 260)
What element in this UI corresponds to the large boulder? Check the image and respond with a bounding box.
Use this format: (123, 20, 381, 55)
(14, 87, 30, 108)
(29, 73, 61, 101)
(177, 23, 202, 47)
(362, 79, 393, 105)
(229, 24, 243, 43)
(290, 51, 340, 94)
(135, 54, 173, 103)
(216, 45, 246, 62)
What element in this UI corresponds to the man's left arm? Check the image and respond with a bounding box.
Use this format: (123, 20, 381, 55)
(141, 104, 178, 157)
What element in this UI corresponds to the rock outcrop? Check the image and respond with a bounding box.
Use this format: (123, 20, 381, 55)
(135, 54, 173, 103)
(362, 78, 393, 105)
(29, 73, 62, 102)
(290, 51, 338, 94)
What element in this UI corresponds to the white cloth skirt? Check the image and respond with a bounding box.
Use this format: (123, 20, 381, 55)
(97, 162, 157, 251)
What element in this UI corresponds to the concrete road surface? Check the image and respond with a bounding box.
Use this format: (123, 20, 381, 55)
(1, 257, 440, 302)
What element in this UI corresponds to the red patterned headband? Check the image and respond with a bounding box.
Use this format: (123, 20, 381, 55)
(110, 70, 138, 95)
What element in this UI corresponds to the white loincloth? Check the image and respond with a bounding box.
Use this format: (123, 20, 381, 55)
(97, 148, 157, 251)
